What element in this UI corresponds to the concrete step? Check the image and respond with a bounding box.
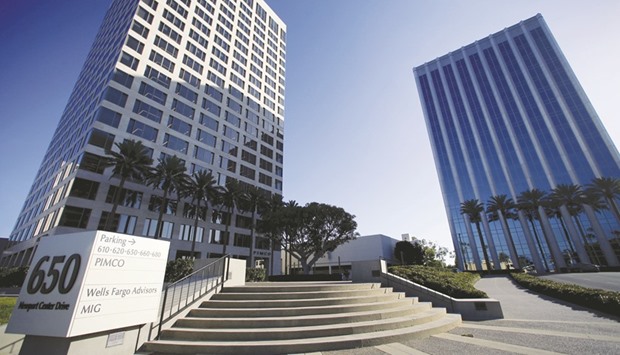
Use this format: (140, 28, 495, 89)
(144, 314, 462, 354)
(202, 292, 411, 308)
(210, 287, 393, 300)
(175, 303, 434, 329)
(223, 282, 381, 293)
(160, 308, 448, 341)
(189, 298, 417, 318)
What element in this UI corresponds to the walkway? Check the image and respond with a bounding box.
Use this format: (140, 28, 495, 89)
(319, 275, 620, 355)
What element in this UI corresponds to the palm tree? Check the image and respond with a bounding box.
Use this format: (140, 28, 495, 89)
(102, 139, 153, 232)
(543, 196, 577, 263)
(147, 155, 188, 239)
(183, 170, 219, 258)
(219, 179, 242, 256)
(549, 183, 601, 264)
(517, 189, 550, 271)
(460, 199, 492, 271)
(587, 177, 620, 226)
(240, 186, 268, 268)
(486, 194, 520, 268)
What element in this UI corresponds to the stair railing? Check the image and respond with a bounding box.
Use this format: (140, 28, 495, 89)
(157, 255, 230, 339)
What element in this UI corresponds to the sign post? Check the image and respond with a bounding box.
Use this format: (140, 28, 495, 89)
(7, 230, 169, 348)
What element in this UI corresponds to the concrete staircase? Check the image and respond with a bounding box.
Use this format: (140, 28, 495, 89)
(143, 282, 461, 354)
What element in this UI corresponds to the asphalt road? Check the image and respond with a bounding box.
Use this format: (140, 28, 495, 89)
(540, 272, 620, 292)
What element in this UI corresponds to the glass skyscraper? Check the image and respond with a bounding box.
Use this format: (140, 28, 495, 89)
(2, 0, 286, 271)
(414, 14, 620, 272)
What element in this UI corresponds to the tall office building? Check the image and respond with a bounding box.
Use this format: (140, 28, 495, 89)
(414, 14, 620, 272)
(3, 0, 286, 270)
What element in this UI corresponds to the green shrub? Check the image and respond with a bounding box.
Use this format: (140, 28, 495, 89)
(164, 258, 194, 283)
(0, 267, 28, 288)
(388, 265, 488, 298)
(246, 268, 266, 282)
(0, 297, 17, 324)
(511, 272, 620, 316)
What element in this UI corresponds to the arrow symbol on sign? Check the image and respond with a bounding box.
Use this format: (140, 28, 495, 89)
(129, 239, 136, 246)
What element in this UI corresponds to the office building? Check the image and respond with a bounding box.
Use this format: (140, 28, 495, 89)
(414, 14, 620, 272)
(3, 0, 286, 271)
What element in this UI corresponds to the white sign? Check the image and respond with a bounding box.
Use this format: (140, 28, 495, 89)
(7, 230, 169, 337)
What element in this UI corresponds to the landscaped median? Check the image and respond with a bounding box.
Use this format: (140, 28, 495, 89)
(389, 266, 488, 299)
(510, 272, 620, 317)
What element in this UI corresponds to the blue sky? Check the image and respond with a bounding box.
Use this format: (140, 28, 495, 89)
(1, 0, 619, 252)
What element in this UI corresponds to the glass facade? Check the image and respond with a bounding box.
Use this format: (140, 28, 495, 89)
(3, 0, 286, 270)
(415, 14, 620, 272)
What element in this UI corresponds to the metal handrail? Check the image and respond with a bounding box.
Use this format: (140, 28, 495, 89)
(156, 255, 230, 339)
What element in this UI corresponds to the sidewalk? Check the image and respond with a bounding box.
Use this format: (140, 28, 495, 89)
(322, 275, 620, 355)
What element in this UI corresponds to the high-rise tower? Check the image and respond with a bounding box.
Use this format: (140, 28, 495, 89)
(414, 14, 620, 272)
(3, 0, 286, 271)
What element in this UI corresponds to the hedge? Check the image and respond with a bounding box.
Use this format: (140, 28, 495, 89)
(510, 272, 620, 317)
(389, 265, 488, 298)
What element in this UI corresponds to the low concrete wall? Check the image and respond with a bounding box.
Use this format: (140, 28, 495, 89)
(351, 260, 503, 321)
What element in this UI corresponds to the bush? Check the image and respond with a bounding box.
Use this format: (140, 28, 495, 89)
(0, 297, 17, 324)
(0, 267, 28, 288)
(511, 272, 620, 316)
(164, 258, 194, 283)
(246, 268, 266, 282)
(388, 265, 488, 298)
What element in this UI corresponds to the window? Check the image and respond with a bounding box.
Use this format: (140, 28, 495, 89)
(111, 69, 134, 88)
(120, 51, 139, 70)
(194, 146, 214, 164)
(209, 58, 227, 75)
(246, 110, 259, 124)
(137, 6, 154, 23)
(189, 29, 208, 49)
(194, 7, 213, 25)
(132, 20, 149, 38)
(79, 153, 106, 174)
(98, 213, 137, 234)
(212, 46, 229, 63)
(233, 233, 251, 248)
(163, 133, 189, 153)
(235, 40, 248, 55)
(186, 42, 206, 61)
(214, 35, 230, 51)
(133, 99, 163, 123)
(58, 206, 91, 228)
(163, 9, 185, 30)
(255, 235, 270, 250)
(243, 137, 257, 150)
(154, 36, 179, 57)
(148, 196, 178, 214)
(230, 72, 245, 88)
(175, 83, 198, 103)
(244, 123, 258, 138)
(88, 128, 115, 150)
(207, 71, 224, 87)
(225, 111, 241, 127)
(183, 54, 203, 74)
(158, 22, 182, 44)
(259, 158, 272, 172)
(139, 82, 167, 105)
(216, 24, 232, 41)
(275, 166, 283, 177)
(168, 115, 192, 135)
(166, 0, 188, 17)
(68, 178, 99, 200)
(125, 35, 145, 54)
(221, 141, 238, 157)
(95, 107, 121, 128)
(172, 99, 195, 120)
(127, 119, 158, 142)
(145, 65, 171, 88)
(260, 145, 273, 158)
(179, 224, 204, 242)
(142, 219, 173, 239)
(149, 50, 175, 72)
(219, 157, 237, 172)
(183, 202, 207, 220)
(261, 133, 274, 146)
(227, 98, 242, 114)
(206, 85, 223, 102)
(241, 150, 256, 164)
(105, 186, 143, 208)
(240, 165, 255, 180)
(179, 69, 201, 88)
(229, 86, 244, 101)
(197, 129, 216, 147)
(199, 113, 218, 131)
(103, 87, 128, 107)
(202, 98, 221, 116)
(223, 125, 239, 142)
(209, 229, 229, 244)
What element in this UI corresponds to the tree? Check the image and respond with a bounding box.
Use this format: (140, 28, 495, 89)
(261, 193, 283, 275)
(239, 186, 268, 268)
(587, 177, 620, 227)
(260, 202, 358, 274)
(517, 189, 551, 271)
(218, 179, 242, 256)
(460, 199, 492, 271)
(394, 241, 424, 265)
(147, 155, 188, 239)
(183, 170, 219, 258)
(486, 194, 520, 269)
(102, 139, 152, 231)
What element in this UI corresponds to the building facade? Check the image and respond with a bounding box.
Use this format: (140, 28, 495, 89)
(414, 14, 620, 272)
(3, 0, 286, 271)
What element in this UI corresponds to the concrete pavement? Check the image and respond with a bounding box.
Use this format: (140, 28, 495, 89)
(320, 275, 620, 354)
(540, 272, 620, 292)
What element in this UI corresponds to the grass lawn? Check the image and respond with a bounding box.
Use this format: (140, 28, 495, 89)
(0, 297, 17, 324)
